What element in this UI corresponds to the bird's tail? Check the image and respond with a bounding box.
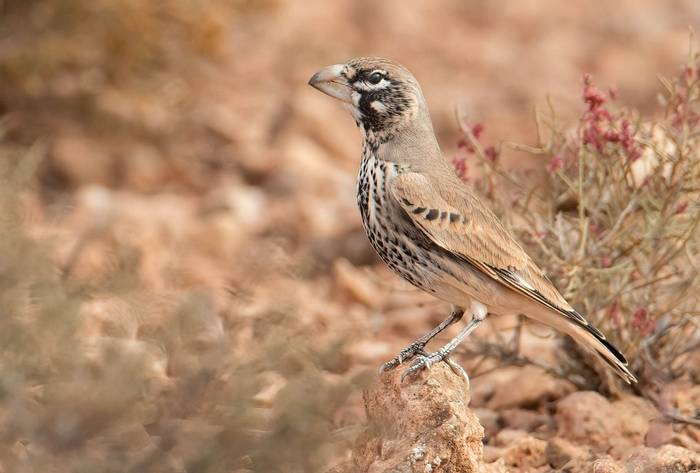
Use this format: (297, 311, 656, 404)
(529, 306, 638, 384)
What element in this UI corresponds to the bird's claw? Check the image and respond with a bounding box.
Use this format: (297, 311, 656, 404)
(400, 350, 444, 382)
(444, 358, 470, 389)
(379, 341, 427, 373)
(398, 349, 470, 385)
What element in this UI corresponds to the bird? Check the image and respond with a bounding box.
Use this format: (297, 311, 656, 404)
(308, 57, 637, 384)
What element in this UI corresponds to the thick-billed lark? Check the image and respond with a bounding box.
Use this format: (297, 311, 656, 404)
(309, 57, 637, 384)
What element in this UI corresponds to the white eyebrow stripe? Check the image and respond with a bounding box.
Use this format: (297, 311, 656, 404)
(354, 78, 390, 91)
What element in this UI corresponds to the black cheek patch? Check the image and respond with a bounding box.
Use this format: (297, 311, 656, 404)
(359, 92, 385, 131)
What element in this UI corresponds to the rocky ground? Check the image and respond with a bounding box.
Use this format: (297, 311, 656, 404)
(1, 1, 700, 472)
(330, 365, 700, 473)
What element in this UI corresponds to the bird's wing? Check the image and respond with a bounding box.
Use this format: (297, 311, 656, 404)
(390, 172, 637, 384)
(390, 171, 586, 325)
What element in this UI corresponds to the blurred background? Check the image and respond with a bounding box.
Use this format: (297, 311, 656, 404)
(1, 1, 699, 472)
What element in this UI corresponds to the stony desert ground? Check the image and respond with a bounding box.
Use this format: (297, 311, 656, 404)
(0, 1, 699, 472)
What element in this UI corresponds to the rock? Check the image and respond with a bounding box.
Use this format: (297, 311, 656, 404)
(500, 408, 550, 433)
(122, 144, 169, 191)
(335, 363, 485, 473)
(491, 429, 530, 447)
(563, 457, 624, 473)
(251, 371, 287, 408)
(500, 436, 548, 471)
(473, 408, 500, 439)
(345, 340, 391, 365)
(644, 419, 674, 448)
(545, 437, 588, 469)
(333, 258, 385, 309)
(623, 445, 700, 473)
(488, 429, 548, 471)
(479, 458, 509, 473)
(556, 391, 615, 447)
(482, 445, 505, 464)
(590, 458, 625, 473)
(487, 366, 574, 409)
(52, 133, 115, 186)
(555, 391, 657, 456)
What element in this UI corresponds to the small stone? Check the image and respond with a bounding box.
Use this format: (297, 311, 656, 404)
(545, 437, 588, 469)
(502, 435, 548, 470)
(555, 391, 657, 456)
(251, 372, 287, 407)
(624, 444, 700, 473)
(492, 428, 529, 447)
(488, 366, 574, 409)
(333, 258, 384, 309)
(426, 378, 441, 388)
(473, 408, 500, 439)
(479, 458, 509, 473)
(501, 408, 549, 432)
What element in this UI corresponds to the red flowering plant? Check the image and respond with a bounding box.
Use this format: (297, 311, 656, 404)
(455, 42, 700, 390)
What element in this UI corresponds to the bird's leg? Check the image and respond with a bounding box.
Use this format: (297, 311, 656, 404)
(379, 307, 465, 373)
(401, 306, 488, 383)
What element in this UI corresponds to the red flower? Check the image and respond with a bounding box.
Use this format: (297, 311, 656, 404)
(583, 74, 607, 111)
(533, 229, 548, 240)
(631, 308, 655, 336)
(603, 130, 620, 143)
(457, 137, 474, 153)
(452, 156, 469, 182)
(546, 154, 564, 172)
(580, 75, 641, 161)
(685, 65, 696, 81)
(484, 145, 498, 162)
(675, 201, 688, 215)
(608, 301, 620, 325)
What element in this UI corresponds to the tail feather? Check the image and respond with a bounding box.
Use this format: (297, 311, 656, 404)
(580, 321, 637, 384)
(528, 306, 637, 384)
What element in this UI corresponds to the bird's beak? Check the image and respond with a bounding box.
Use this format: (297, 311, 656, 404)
(308, 64, 352, 104)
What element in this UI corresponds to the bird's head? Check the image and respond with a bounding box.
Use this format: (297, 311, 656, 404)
(309, 57, 428, 142)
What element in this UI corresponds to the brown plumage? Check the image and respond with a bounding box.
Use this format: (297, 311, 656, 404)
(309, 57, 637, 384)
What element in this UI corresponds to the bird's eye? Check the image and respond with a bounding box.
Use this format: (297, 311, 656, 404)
(368, 72, 384, 85)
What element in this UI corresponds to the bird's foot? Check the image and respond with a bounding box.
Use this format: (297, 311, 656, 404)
(379, 341, 427, 373)
(400, 349, 470, 386)
(400, 348, 447, 381)
(444, 358, 470, 389)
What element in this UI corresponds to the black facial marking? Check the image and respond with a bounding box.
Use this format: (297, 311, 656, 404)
(350, 68, 412, 133)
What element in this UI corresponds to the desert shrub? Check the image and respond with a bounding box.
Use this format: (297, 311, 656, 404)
(0, 139, 358, 472)
(454, 43, 700, 389)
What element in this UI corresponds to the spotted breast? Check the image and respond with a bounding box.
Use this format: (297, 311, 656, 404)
(356, 151, 452, 295)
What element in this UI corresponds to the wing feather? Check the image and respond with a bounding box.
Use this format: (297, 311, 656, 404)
(390, 172, 584, 323)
